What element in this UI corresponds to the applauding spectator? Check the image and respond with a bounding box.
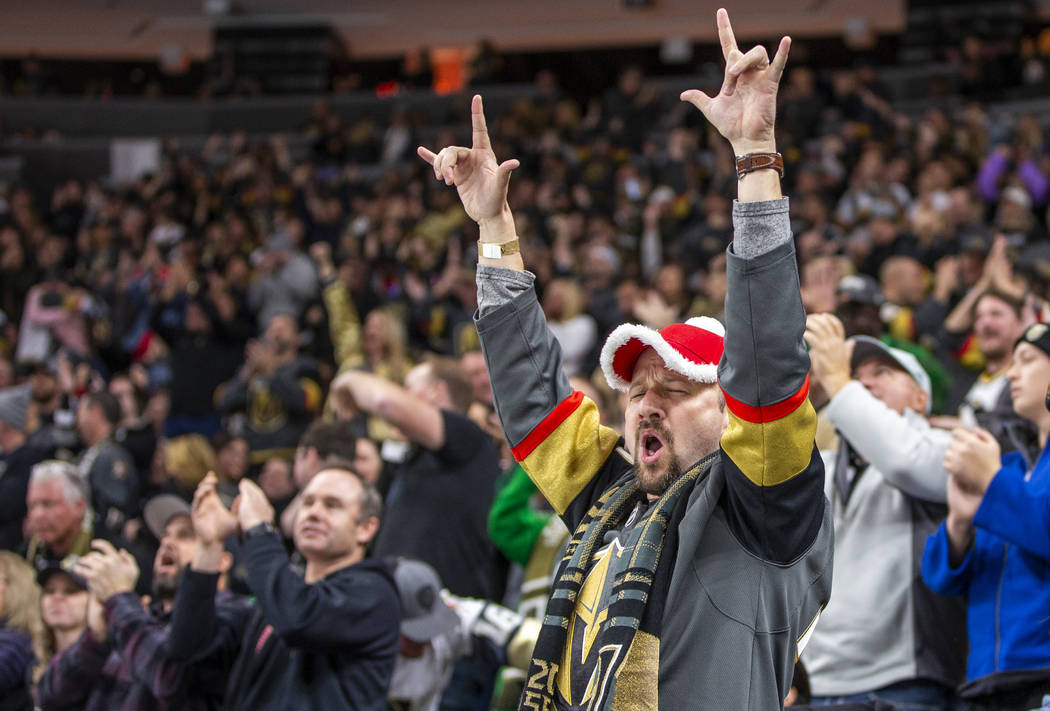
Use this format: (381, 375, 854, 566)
(922, 324, 1050, 710)
(37, 493, 248, 711)
(167, 468, 400, 710)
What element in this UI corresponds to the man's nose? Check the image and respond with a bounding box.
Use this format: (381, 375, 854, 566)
(637, 391, 666, 419)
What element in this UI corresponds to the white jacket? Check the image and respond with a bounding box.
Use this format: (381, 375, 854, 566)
(803, 381, 967, 696)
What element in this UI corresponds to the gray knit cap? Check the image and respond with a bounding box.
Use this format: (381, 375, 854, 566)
(0, 386, 29, 431)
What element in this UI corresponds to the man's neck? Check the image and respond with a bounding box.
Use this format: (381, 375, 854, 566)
(304, 549, 364, 584)
(48, 528, 80, 557)
(984, 354, 1012, 377)
(85, 428, 111, 448)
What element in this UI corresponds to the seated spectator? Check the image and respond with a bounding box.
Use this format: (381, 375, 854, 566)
(922, 323, 1050, 710)
(216, 314, 322, 466)
(75, 391, 138, 541)
(25, 461, 93, 570)
(38, 564, 88, 661)
(802, 314, 965, 707)
(37, 492, 246, 711)
(0, 551, 46, 707)
(167, 468, 400, 710)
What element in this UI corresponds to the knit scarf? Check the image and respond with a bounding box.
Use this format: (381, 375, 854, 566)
(520, 452, 714, 711)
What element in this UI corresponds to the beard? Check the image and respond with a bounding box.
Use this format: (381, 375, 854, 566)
(633, 421, 684, 496)
(152, 566, 185, 602)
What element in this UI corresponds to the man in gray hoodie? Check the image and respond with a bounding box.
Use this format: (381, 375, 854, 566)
(803, 313, 966, 709)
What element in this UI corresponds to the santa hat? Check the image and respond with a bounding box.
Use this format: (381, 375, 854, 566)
(600, 317, 725, 392)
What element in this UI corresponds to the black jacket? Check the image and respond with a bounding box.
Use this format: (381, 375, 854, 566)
(167, 533, 400, 711)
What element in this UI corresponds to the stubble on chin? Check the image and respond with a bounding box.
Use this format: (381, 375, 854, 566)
(634, 454, 682, 497)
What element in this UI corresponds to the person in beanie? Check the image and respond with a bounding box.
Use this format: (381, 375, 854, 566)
(387, 558, 468, 711)
(418, 9, 831, 709)
(0, 386, 47, 550)
(922, 322, 1050, 710)
(387, 557, 542, 711)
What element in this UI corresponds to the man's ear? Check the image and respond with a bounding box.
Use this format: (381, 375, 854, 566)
(912, 386, 930, 415)
(356, 516, 380, 547)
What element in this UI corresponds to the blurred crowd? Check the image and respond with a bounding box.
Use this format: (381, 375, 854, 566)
(0, 48, 1049, 710)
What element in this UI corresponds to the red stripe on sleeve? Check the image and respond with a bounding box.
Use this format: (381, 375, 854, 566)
(721, 374, 810, 424)
(511, 391, 584, 461)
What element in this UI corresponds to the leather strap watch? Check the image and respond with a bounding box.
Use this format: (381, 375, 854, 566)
(478, 239, 521, 259)
(735, 152, 784, 181)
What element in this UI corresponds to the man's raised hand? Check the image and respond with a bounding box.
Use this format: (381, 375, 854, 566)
(74, 539, 140, 602)
(680, 8, 790, 154)
(417, 95, 520, 228)
(192, 472, 239, 546)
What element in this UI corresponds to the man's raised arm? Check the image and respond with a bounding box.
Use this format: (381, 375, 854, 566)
(684, 9, 824, 563)
(418, 99, 623, 526)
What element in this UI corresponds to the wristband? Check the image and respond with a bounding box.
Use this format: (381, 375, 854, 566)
(242, 522, 278, 541)
(478, 239, 520, 259)
(735, 152, 784, 181)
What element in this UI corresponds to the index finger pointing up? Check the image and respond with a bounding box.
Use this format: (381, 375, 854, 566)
(471, 94, 491, 150)
(769, 36, 792, 83)
(716, 8, 738, 62)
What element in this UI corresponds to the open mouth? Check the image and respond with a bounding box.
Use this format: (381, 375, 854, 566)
(639, 431, 665, 465)
(156, 550, 178, 571)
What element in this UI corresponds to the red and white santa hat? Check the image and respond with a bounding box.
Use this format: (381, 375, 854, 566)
(600, 317, 726, 392)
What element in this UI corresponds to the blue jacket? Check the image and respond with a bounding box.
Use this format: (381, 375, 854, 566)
(922, 444, 1050, 683)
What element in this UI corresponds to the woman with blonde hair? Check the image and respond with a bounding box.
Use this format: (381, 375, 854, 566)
(0, 551, 46, 708)
(162, 433, 218, 494)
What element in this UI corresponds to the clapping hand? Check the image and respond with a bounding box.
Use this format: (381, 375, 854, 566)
(192, 472, 239, 546)
(943, 427, 1001, 493)
(74, 539, 140, 603)
(237, 478, 275, 532)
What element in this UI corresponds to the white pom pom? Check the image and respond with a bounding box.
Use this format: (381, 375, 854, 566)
(685, 316, 725, 337)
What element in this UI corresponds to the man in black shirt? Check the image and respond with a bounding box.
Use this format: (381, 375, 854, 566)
(330, 358, 503, 601)
(167, 467, 400, 711)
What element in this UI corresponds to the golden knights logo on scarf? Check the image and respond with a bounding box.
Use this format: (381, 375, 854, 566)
(521, 452, 714, 711)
